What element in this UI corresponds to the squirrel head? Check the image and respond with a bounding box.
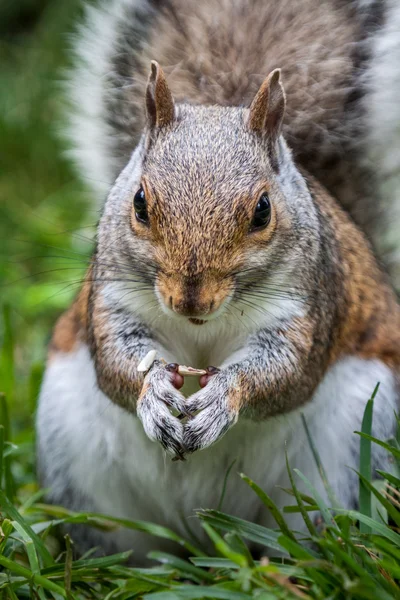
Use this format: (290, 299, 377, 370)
(100, 62, 319, 328)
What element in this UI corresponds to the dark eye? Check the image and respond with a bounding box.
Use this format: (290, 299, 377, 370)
(133, 186, 148, 224)
(251, 192, 271, 231)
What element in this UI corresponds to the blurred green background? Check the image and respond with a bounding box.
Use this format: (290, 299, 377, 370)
(0, 0, 96, 480)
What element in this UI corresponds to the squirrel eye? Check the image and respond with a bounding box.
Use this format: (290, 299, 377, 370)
(133, 186, 149, 225)
(251, 192, 271, 231)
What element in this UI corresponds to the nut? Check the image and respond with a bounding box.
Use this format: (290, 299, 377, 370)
(177, 365, 207, 377)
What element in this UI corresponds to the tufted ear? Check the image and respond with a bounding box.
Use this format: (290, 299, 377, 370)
(248, 69, 286, 167)
(145, 61, 175, 129)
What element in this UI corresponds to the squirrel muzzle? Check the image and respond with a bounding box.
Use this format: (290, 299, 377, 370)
(156, 272, 233, 321)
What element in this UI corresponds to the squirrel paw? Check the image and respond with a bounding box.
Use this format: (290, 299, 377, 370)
(137, 361, 187, 457)
(183, 372, 239, 453)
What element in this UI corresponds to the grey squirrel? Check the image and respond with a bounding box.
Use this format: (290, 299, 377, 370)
(37, 0, 400, 561)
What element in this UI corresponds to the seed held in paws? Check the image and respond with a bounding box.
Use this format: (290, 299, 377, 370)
(177, 365, 207, 377)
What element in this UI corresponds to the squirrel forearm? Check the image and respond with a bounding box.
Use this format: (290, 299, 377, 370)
(224, 319, 323, 418)
(183, 318, 325, 452)
(88, 293, 157, 411)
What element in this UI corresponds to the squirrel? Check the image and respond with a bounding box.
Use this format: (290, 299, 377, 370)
(37, 0, 400, 561)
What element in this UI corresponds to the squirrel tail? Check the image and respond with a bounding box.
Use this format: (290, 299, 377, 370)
(363, 0, 400, 286)
(64, 0, 156, 200)
(65, 0, 400, 288)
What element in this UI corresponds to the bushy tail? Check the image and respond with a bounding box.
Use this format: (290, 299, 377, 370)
(65, 0, 156, 201)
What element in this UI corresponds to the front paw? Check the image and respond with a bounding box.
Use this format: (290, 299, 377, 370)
(137, 361, 187, 458)
(183, 372, 239, 453)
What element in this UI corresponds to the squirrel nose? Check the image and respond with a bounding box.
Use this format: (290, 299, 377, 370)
(170, 296, 212, 318)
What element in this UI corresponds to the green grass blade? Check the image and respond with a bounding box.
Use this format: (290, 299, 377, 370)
(0, 425, 3, 489)
(148, 551, 215, 583)
(85, 512, 205, 557)
(197, 510, 281, 552)
(144, 586, 252, 599)
(223, 533, 254, 567)
(285, 450, 317, 537)
(64, 534, 73, 595)
(240, 473, 296, 541)
(12, 521, 41, 574)
(293, 469, 336, 528)
(202, 523, 248, 567)
(301, 414, 338, 507)
(372, 537, 400, 562)
(277, 535, 315, 560)
(356, 470, 400, 527)
(41, 551, 133, 575)
(0, 555, 66, 597)
(335, 509, 400, 546)
(217, 458, 236, 511)
(0, 518, 13, 555)
(376, 470, 400, 488)
(0, 305, 15, 404)
(278, 487, 316, 505)
(34, 504, 205, 557)
(354, 432, 400, 460)
(0, 490, 54, 566)
(0, 393, 15, 501)
(28, 362, 44, 413)
(359, 395, 375, 533)
(283, 504, 320, 513)
(190, 557, 240, 569)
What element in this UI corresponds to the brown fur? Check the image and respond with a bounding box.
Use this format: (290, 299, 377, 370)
(130, 0, 362, 178)
(307, 176, 400, 368)
(48, 273, 91, 360)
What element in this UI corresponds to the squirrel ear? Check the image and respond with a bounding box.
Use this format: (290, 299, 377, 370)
(145, 61, 175, 129)
(248, 69, 286, 165)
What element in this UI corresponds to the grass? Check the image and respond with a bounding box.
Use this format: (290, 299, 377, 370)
(1, 1, 400, 598)
(1, 367, 400, 599)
